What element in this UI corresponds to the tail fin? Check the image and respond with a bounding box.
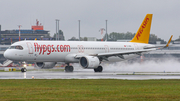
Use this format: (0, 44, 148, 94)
(130, 14, 153, 44)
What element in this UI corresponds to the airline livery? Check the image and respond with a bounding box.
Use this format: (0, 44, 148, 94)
(4, 14, 172, 72)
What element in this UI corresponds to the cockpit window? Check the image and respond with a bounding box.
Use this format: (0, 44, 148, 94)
(9, 46, 15, 49)
(9, 45, 23, 50)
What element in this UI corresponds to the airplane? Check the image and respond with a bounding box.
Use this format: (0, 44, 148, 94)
(3, 14, 173, 72)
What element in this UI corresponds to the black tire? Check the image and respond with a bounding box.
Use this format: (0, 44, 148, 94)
(97, 66, 103, 72)
(65, 66, 69, 72)
(69, 66, 74, 72)
(65, 66, 74, 72)
(21, 68, 24, 72)
(94, 66, 103, 72)
(21, 68, 27, 72)
(94, 68, 98, 72)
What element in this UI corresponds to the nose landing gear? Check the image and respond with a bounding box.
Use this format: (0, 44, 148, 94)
(21, 61, 27, 72)
(21, 68, 27, 72)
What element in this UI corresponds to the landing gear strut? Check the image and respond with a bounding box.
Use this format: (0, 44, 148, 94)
(94, 66, 103, 72)
(21, 61, 27, 73)
(65, 63, 74, 72)
(21, 68, 27, 72)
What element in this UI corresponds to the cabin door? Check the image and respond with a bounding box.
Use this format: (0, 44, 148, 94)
(26, 42, 33, 54)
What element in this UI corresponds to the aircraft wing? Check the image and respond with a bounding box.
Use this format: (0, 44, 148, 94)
(97, 50, 149, 59)
(75, 35, 173, 60)
(143, 35, 173, 49)
(74, 49, 152, 60)
(74, 50, 149, 60)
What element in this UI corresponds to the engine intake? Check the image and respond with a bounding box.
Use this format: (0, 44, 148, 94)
(79, 56, 100, 69)
(35, 62, 56, 69)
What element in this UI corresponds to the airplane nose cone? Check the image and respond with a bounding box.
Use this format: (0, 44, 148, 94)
(4, 50, 10, 59)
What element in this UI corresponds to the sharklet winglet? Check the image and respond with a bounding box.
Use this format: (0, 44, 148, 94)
(165, 35, 173, 47)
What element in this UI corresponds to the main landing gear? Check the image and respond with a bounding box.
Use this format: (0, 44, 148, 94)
(65, 63, 74, 72)
(94, 66, 103, 72)
(64, 63, 103, 72)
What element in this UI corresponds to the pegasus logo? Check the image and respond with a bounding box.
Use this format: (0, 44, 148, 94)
(136, 17, 149, 40)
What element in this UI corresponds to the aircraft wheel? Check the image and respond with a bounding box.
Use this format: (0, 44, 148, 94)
(94, 66, 103, 72)
(69, 66, 74, 72)
(94, 68, 98, 72)
(65, 66, 74, 72)
(65, 66, 69, 72)
(98, 66, 103, 72)
(21, 68, 27, 72)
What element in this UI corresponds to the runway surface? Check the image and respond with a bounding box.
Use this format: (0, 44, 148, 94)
(1, 70, 180, 80)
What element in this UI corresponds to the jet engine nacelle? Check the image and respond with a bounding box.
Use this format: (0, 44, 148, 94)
(79, 56, 100, 69)
(35, 62, 56, 69)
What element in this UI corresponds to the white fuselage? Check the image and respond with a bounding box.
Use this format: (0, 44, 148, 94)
(4, 40, 155, 63)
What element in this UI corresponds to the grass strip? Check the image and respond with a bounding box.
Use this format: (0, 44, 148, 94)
(0, 79, 180, 101)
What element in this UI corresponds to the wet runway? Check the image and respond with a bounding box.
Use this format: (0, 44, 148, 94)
(1, 70, 180, 80)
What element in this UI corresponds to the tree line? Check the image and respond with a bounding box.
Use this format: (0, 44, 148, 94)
(100, 32, 166, 44)
(53, 30, 167, 44)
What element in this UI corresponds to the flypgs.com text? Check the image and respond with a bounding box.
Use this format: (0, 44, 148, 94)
(34, 43, 71, 55)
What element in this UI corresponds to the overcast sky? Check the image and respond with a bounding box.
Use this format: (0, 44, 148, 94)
(0, 0, 180, 41)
